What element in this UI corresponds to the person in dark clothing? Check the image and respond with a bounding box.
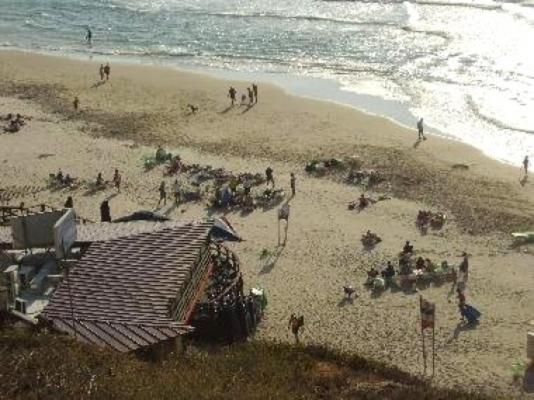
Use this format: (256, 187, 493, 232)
(252, 83, 258, 103)
(64, 196, 73, 208)
(85, 27, 92, 44)
(290, 173, 296, 197)
(382, 261, 395, 279)
(247, 87, 254, 105)
(100, 200, 111, 222)
(228, 86, 237, 106)
(265, 167, 274, 188)
(104, 63, 110, 80)
(402, 240, 414, 254)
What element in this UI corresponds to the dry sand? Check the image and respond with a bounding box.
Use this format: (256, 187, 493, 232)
(0, 51, 533, 397)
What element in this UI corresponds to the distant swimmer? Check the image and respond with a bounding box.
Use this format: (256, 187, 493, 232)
(417, 118, 426, 141)
(85, 27, 92, 44)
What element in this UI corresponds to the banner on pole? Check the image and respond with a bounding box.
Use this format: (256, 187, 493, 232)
(420, 296, 435, 331)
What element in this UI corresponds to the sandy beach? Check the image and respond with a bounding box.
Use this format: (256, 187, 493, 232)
(0, 51, 533, 397)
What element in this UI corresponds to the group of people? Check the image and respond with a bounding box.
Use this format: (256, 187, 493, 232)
(416, 210, 446, 232)
(3, 113, 27, 133)
(53, 169, 76, 187)
(95, 169, 122, 191)
(228, 84, 258, 107)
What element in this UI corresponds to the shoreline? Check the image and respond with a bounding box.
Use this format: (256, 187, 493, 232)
(0, 46, 518, 167)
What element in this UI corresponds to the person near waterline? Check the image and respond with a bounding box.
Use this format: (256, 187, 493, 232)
(228, 86, 237, 106)
(417, 118, 425, 140)
(523, 155, 529, 176)
(99, 64, 105, 81)
(85, 27, 92, 44)
(248, 87, 254, 105)
(252, 83, 258, 103)
(104, 63, 111, 80)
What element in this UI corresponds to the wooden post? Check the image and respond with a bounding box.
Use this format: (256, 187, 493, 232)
(432, 307, 436, 377)
(277, 216, 281, 246)
(419, 296, 427, 375)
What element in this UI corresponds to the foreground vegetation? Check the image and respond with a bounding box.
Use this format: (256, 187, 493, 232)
(0, 325, 498, 400)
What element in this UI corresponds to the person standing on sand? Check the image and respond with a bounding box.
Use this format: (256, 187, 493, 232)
(100, 200, 111, 222)
(248, 87, 254, 105)
(228, 86, 237, 106)
(417, 118, 425, 140)
(290, 173, 296, 197)
(523, 155, 529, 176)
(158, 181, 167, 206)
(252, 83, 258, 103)
(104, 63, 110, 81)
(113, 169, 121, 192)
(99, 64, 105, 81)
(73, 97, 79, 111)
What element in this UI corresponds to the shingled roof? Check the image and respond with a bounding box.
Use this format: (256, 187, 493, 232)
(42, 220, 214, 352)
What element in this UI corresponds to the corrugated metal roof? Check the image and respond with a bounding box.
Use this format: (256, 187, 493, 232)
(0, 220, 200, 246)
(42, 221, 213, 352)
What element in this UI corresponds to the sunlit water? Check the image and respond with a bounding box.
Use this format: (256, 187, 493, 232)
(1, 0, 533, 165)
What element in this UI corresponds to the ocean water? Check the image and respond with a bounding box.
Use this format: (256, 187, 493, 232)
(1, 0, 534, 165)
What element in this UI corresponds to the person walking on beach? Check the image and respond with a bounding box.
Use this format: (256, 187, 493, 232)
(158, 181, 167, 206)
(417, 118, 425, 140)
(290, 173, 296, 197)
(523, 155, 529, 176)
(85, 27, 92, 44)
(252, 83, 258, 103)
(104, 63, 111, 81)
(228, 86, 237, 106)
(99, 64, 105, 81)
(113, 169, 121, 192)
(247, 87, 254, 105)
(73, 96, 79, 111)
